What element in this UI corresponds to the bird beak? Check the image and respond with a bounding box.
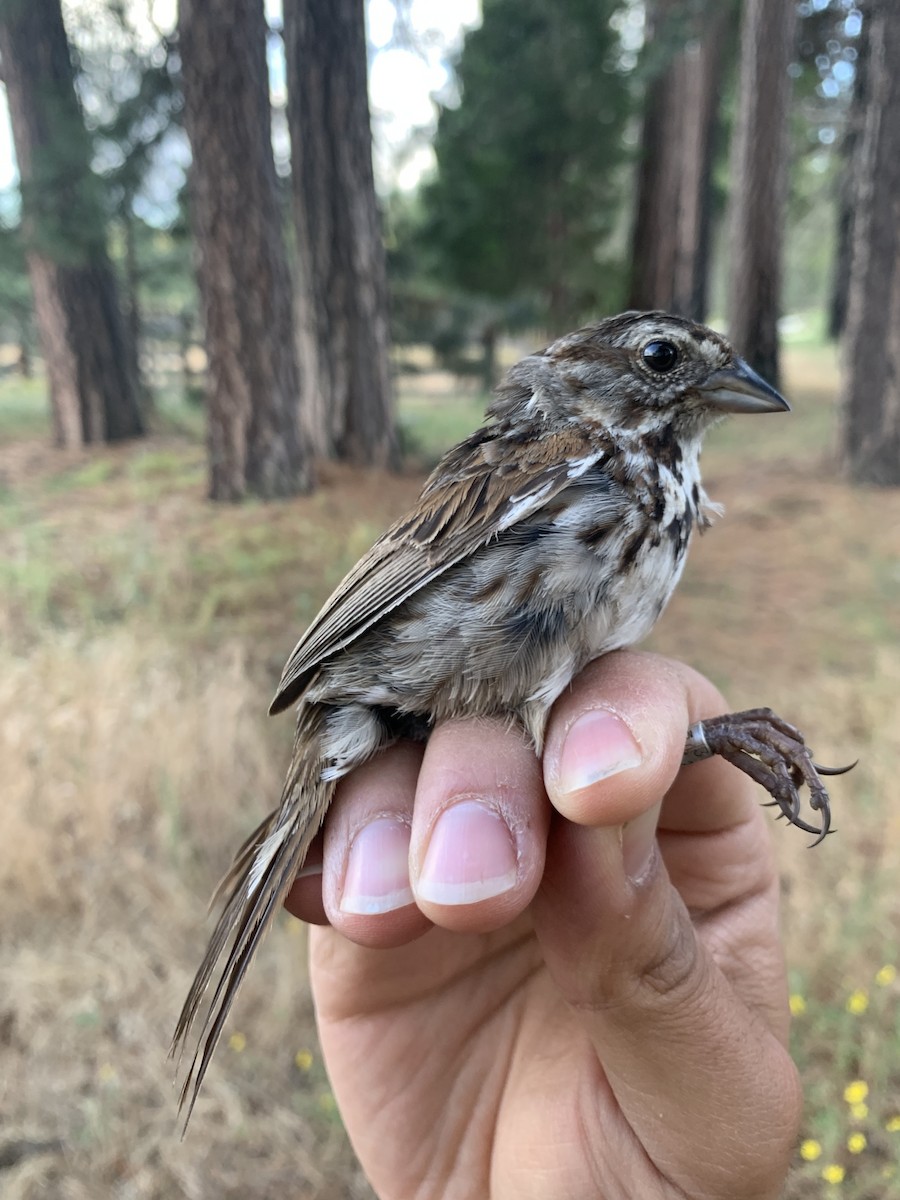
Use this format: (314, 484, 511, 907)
(698, 357, 791, 414)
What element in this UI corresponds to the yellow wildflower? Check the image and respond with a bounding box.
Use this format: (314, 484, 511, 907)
(822, 1163, 845, 1184)
(850, 1102, 869, 1121)
(789, 993, 807, 1016)
(846, 989, 869, 1015)
(886, 1116, 900, 1133)
(847, 1133, 866, 1154)
(800, 1140, 822, 1161)
(295, 1049, 314, 1072)
(876, 964, 896, 987)
(844, 1080, 869, 1106)
(228, 1031, 247, 1053)
(318, 1090, 336, 1113)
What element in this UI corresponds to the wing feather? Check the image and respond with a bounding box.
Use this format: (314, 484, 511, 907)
(269, 425, 605, 713)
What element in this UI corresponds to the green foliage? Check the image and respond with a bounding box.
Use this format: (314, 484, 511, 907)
(385, 188, 536, 393)
(22, 89, 109, 266)
(85, 24, 184, 225)
(0, 217, 34, 349)
(422, 0, 633, 330)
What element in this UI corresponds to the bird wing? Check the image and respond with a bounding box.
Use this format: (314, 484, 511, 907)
(269, 424, 608, 713)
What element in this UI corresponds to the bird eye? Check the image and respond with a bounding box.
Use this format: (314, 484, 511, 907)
(642, 341, 679, 373)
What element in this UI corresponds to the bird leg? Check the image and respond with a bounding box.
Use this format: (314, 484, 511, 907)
(681, 708, 854, 846)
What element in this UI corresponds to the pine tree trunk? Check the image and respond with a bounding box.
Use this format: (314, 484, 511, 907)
(628, 0, 728, 320)
(16, 316, 30, 377)
(480, 322, 498, 394)
(179, 0, 314, 502)
(671, 4, 729, 320)
(726, 0, 797, 389)
(0, 0, 143, 448)
(828, 11, 872, 341)
(628, 0, 683, 313)
(839, 3, 900, 487)
(122, 204, 153, 419)
(284, 0, 397, 468)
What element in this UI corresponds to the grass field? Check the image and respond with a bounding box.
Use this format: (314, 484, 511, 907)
(1, 343, 899, 1198)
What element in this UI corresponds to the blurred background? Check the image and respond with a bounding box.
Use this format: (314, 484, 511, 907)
(0, 0, 898, 1196)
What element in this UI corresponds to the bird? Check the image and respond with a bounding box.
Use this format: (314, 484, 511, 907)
(173, 310, 847, 1121)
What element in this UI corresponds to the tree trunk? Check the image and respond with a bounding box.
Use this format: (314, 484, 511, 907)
(121, 203, 153, 419)
(0, 0, 143, 447)
(671, 5, 729, 320)
(480, 322, 498, 394)
(628, 0, 682, 313)
(828, 11, 872, 341)
(628, 0, 729, 320)
(839, 3, 900, 487)
(726, 0, 797, 389)
(179, 0, 314, 502)
(284, 0, 397, 468)
(16, 316, 30, 377)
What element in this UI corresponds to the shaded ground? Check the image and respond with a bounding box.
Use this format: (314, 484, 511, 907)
(1, 346, 899, 1197)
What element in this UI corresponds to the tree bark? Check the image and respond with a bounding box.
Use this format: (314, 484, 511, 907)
(121, 203, 153, 419)
(726, 0, 797, 389)
(828, 10, 872, 341)
(16, 315, 30, 377)
(628, 0, 729, 320)
(179, 0, 314, 502)
(0, 0, 143, 447)
(284, 0, 397, 468)
(839, 3, 900, 486)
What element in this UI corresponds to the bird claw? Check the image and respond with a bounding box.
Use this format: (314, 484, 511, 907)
(681, 708, 852, 846)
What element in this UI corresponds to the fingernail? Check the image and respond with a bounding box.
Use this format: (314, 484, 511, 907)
(557, 709, 643, 795)
(340, 817, 414, 914)
(417, 800, 518, 906)
(622, 803, 661, 884)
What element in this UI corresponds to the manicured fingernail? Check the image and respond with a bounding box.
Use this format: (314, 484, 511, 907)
(340, 817, 414, 914)
(417, 800, 517, 906)
(557, 709, 643, 794)
(623, 803, 661, 884)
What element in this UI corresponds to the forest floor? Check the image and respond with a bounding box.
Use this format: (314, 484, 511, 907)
(2, 343, 900, 1198)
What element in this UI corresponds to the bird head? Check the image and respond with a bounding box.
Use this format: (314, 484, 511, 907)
(492, 311, 789, 441)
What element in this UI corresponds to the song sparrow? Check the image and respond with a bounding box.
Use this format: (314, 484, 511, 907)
(174, 310, 847, 1119)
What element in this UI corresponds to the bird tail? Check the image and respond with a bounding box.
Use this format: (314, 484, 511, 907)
(171, 704, 332, 1127)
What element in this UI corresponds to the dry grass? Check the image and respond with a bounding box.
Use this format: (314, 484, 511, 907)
(1, 348, 899, 1196)
(0, 632, 375, 1198)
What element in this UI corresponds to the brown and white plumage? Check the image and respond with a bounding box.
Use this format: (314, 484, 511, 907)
(174, 310, 829, 1121)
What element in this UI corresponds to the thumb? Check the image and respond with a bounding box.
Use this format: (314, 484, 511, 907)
(532, 652, 801, 1198)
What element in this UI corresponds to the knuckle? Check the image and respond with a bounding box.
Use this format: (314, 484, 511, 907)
(633, 908, 702, 1006)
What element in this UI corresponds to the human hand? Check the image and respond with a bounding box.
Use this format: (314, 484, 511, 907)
(285, 651, 802, 1200)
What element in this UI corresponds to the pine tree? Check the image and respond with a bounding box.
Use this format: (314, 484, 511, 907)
(839, 2, 900, 486)
(0, 0, 143, 447)
(726, 0, 798, 389)
(284, 0, 397, 467)
(180, 0, 314, 500)
(423, 0, 631, 334)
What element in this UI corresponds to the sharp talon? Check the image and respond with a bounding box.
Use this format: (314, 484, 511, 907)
(681, 709, 849, 846)
(813, 760, 857, 777)
(792, 814, 829, 837)
(808, 824, 831, 849)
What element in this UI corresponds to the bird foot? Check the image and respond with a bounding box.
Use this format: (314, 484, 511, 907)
(682, 708, 854, 846)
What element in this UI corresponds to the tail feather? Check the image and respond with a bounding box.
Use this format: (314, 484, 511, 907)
(209, 810, 277, 913)
(172, 706, 331, 1126)
(172, 810, 278, 1046)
